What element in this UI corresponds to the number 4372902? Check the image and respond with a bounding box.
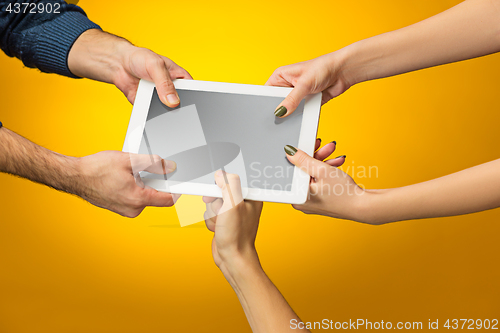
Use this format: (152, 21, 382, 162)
(444, 319, 498, 330)
(5, 2, 61, 14)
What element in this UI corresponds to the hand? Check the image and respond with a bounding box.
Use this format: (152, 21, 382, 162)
(203, 171, 263, 276)
(284, 144, 372, 223)
(312, 138, 346, 167)
(68, 29, 192, 106)
(76, 151, 178, 218)
(113, 45, 192, 106)
(266, 51, 351, 118)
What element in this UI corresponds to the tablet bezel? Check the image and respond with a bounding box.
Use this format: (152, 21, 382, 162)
(123, 79, 321, 204)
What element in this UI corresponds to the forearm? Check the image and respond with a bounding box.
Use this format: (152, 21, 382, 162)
(68, 29, 133, 84)
(0, 127, 82, 195)
(222, 254, 309, 333)
(337, 0, 500, 86)
(0, 0, 101, 77)
(365, 159, 500, 223)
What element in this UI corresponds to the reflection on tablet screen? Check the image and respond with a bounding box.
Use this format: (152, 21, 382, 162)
(139, 88, 305, 191)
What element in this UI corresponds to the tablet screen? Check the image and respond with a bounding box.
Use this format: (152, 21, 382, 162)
(138, 88, 305, 191)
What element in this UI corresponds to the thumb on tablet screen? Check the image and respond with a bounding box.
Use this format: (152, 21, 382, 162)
(274, 85, 309, 118)
(284, 145, 328, 180)
(130, 153, 177, 175)
(215, 170, 243, 209)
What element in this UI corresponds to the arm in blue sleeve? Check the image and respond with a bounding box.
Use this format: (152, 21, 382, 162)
(0, 0, 101, 77)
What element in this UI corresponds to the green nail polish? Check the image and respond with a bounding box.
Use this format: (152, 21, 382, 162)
(335, 155, 346, 159)
(331, 141, 337, 145)
(284, 145, 297, 156)
(274, 106, 287, 117)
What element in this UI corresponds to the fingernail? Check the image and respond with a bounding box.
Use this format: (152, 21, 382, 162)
(330, 141, 337, 145)
(162, 160, 177, 172)
(274, 106, 287, 117)
(166, 94, 179, 105)
(215, 169, 223, 177)
(335, 155, 346, 159)
(284, 145, 297, 156)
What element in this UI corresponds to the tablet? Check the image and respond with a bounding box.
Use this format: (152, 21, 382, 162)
(122, 79, 321, 204)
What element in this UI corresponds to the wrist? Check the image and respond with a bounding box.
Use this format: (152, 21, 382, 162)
(356, 189, 395, 225)
(218, 249, 262, 283)
(333, 38, 383, 87)
(68, 29, 133, 84)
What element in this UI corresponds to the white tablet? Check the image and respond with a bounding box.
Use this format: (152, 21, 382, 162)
(122, 79, 321, 204)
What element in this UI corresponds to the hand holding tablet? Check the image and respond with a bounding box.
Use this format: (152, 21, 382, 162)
(123, 79, 322, 204)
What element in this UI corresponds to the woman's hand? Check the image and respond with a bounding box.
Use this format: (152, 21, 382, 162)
(203, 171, 311, 332)
(284, 144, 372, 223)
(203, 171, 263, 277)
(266, 51, 351, 118)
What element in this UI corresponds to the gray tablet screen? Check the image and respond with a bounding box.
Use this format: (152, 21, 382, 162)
(139, 88, 305, 191)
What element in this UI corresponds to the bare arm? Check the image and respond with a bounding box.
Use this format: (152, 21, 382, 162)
(284, 145, 500, 224)
(365, 159, 500, 224)
(204, 172, 309, 332)
(0, 126, 177, 218)
(268, 0, 500, 116)
(0, 126, 81, 193)
(342, 0, 500, 86)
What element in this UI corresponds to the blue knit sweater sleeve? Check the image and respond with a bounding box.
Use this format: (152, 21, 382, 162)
(0, 1, 101, 78)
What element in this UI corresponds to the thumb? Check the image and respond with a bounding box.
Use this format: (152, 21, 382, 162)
(284, 145, 329, 179)
(274, 85, 309, 118)
(148, 58, 180, 108)
(129, 153, 176, 175)
(214, 170, 243, 209)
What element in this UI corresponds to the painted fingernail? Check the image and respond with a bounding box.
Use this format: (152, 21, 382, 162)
(284, 145, 297, 156)
(166, 94, 179, 105)
(331, 141, 337, 145)
(335, 155, 346, 159)
(274, 106, 287, 117)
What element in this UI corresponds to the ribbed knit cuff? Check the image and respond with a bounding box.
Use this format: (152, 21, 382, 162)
(35, 11, 101, 78)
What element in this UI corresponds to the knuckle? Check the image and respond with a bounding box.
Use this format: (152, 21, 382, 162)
(295, 152, 309, 166)
(165, 196, 175, 207)
(286, 94, 300, 107)
(151, 154, 162, 164)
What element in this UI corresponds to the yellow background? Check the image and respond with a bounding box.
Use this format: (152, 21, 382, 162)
(1, 0, 499, 332)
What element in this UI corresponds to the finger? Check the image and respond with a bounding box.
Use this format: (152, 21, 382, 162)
(214, 170, 243, 208)
(274, 84, 310, 118)
(160, 56, 193, 80)
(325, 155, 346, 167)
(314, 138, 321, 152)
(147, 56, 180, 107)
(210, 198, 224, 216)
(314, 141, 336, 161)
(204, 211, 216, 232)
(204, 205, 217, 232)
(284, 145, 329, 179)
(202, 196, 217, 204)
(172, 193, 181, 204)
(265, 72, 293, 87)
(130, 154, 176, 174)
(142, 188, 175, 207)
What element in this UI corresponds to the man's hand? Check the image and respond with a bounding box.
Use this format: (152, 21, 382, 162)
(76, 151, 178, 218)
(68, 29, 192, 106)
(0, 126, 177, 218)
